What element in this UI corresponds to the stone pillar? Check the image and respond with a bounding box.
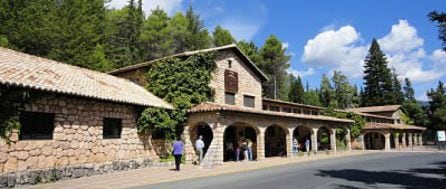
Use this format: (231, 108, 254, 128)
(419, 133, 423, 146)
(346, 128, 352, 151)
(286, 128, 292, 157)
(413, 133, 418, 146)
(359, 134, 365, 150)
(257, 127, 266, 160)
(311, 128, 318, 153)
(183, 125, 195, 164)
(401, 133, 406, 148)
(384, 133, 391, 151)
(408, 133, 413, 148)
(330, 128, 337, 152)
(212, 122, 224, 164)
(288, 128, 295, 156)
(394, 133, 400, 150)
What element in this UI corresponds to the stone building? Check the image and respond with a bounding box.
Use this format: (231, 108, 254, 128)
(0, 47, 172, 186)
(347, 105, 425, 151)
(110, 44, 354, 165)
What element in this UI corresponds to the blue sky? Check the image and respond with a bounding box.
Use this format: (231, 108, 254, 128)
(108, 0, 446, 101)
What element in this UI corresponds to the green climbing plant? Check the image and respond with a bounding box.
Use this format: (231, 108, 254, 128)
(0, 86, 32, 143)
(324, 108, 365, 139)
(137, 52, 217, 139)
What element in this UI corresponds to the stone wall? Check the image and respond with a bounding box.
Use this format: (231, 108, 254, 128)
(209, 50, 263, 110)
(0, 95, 160, 187)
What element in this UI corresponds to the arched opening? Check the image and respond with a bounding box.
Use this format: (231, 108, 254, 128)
(317, 127, 331, 151)
(265, 125, 287, 157)
(335, 128, 348, 151)
(190, 123, 214, 158)
(390, 133, 396, 149)
(399, 133, 404, 148)
(293, 126, 312, 152)
(364, 132, 385, 150)
(405, 133, 410, 146)
(223, 123, 258, 162)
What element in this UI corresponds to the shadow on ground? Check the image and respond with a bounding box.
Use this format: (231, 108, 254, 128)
(316, 161, 446, 189)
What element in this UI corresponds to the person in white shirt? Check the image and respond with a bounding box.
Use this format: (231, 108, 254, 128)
(195, 135, 205, 164)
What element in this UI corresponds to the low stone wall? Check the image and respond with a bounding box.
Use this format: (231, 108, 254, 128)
(0, 95, 161, 187)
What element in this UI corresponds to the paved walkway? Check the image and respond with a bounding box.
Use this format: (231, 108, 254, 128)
(20, 151, 376, 189)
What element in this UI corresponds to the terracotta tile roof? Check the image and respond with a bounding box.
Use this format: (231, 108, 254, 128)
(189, 102, 354, 123)
(364, 122, 426, 130)
(108, 44, 269, 81)
(0, 47, 172, 109)
(347, 105, 401, 113)
(262, 98, 324, 110)
(341, 110, 396, 120)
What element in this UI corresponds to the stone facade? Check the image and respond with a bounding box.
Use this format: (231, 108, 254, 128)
(0, 95, 160, 187)
(209, 50, 263, 110)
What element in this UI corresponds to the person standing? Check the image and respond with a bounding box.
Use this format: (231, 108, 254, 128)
(195, 135, 205, 165)
(172, 136, 184, 171)
(247, 139, 253, 161)
(305, 138, 310, 152)
(241, 140, 249, 162)
(293, 138, 298, 156)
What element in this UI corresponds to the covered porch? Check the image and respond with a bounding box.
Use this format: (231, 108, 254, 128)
(183, 102, 353, 165)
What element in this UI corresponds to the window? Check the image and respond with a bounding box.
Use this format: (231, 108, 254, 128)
(103, 118, 122, 139)
(269, 106, 280, 112)
(293, 108, 302, 114)
(303, 110, 310, 115)
(243, 95, 255, 108)
(282, 107, 291, 113)
(19, 112, 54, 140)
(263, 105, 268, 110)
(225, 92, 235, 105)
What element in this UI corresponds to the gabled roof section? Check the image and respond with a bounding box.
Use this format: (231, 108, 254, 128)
(0, 47, 173, 109)
(347, 105, 401, 113)
(190, 102, 354, 123)
(364, 122, 426, 131)
(108, 44, 269, 81)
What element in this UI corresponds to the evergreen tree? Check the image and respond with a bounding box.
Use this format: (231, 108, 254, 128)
(428, 11, 446, 51)
(258, 35, 291, 100)
(212, 25, 235, 47)
(319, 74, 334, 107)
(427, 81, 446, 130)
(185, 5, 211, 51)
(359, 86, 365, 107)
(392, 69, 404, 104)
(237, 40, 260, 63)
(139, 8, 173, 60)
(403, 77, 415, 101)
(169, 12, 189, 53)
(363, 39, 395, 106)
(332, 71, 355, 109)
(304, 88, 322, 106)
(288, 75, 305, 103)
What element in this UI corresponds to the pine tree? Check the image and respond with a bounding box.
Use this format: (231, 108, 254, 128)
(428, 11, 446, 51)
(237, 40, 260, 63)
(185, 5, 211, 51)
(169, 12, 189, 53)
(363, 39, 395, 106)
(288, 75, 305, 103)
(319, 74, 334, 107)
(139, 8, 173, 60)
(427, 81, 446, 130)
(359, 86, 365, 107)
(392, 69, 404, 104)
(403, 78, 415, 101)
(212, 25, 235, 47)
(258, 35, 291, 100)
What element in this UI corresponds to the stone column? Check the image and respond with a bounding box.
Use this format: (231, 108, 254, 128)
(346, 128, 352, 151)
(384, 133, 391, 151)
(257, 127, 266, 160)
(408, 133, 413, 148)
(288, 128, 295, 156)
(401, 133, 406, 148)
(212, 122, 224, 165)
(330, 128, 337, 152)
(418, 133, 423, 146)
(311, 128, 318, 153)
(183, 125, 194, 164)
(394, 133, 400, 150)
(413, 133, 418, 146)
(286, 128, 292, 157)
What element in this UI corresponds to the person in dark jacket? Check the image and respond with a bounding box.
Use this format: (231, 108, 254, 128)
(172, 136, 184, 171)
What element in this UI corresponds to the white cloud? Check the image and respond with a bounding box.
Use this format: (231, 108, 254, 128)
(301, 19, 446, 83)
(378, 20, 424, 53)
(301, 25, 368, 78)
(287, 67, 315, 78)
(107, 0, 183, 16)
(282, 42, 289, 49)
(220, 18, 262, 40)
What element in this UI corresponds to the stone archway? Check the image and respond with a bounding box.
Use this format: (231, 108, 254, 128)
(390, 133, 396, 149)
(293, 126, 312, 152)
(335, 127, 348, 151)
(189, 122, 214, 159)
(317, 127, 331, 151)
(265, 125, 287, 157)
(223, 122, 258, 162)
(364, 132, 385, 150)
